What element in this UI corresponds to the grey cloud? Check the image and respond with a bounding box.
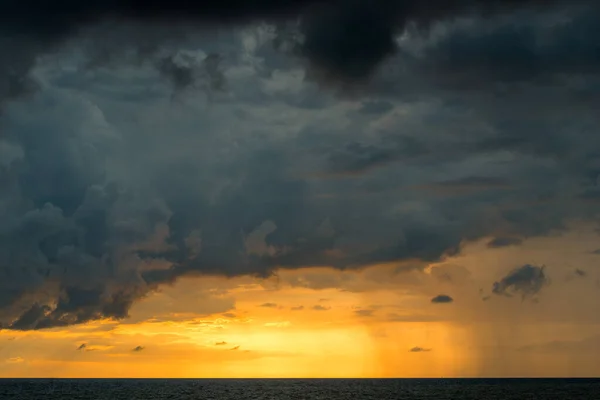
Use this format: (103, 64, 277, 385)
(487, 237, 523, 248)
(592, 249, 600, 255)
(132, 346, 145, 352)
(215, 341, 227, 346)
(431, 295, 453, 304)
(312, 305, 330, 311)
(291, 306, 304, 311)
(0, 0, 596, 107)
(1, 3, 600, 330)
(77, 343, 87, 351)
(492, 264, 549, 300)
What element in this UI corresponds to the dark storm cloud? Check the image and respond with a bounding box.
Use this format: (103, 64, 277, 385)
(487, 237, 524, 248)
(492, 264, 548, 299)
(0, 0, 596, 100)
(0, 1, 599, 332)
(431, 295, 454, 304)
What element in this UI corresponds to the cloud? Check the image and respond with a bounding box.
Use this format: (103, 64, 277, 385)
(592, 249, 600, 255)
(354, 309, 375, 317)
(492, 264, 549, 300)
(409, 347, 431, 353)
(486, 237, 523, 249)
(259, 303, 278, 308)
(291, 306, 304, 311)
(574, 269, 587, 278)
(230, 345, 240, 350)
(431, 295, 454, 304)
(312, 305, 331, 311)
(6, 357, 24, 363)
(0, 2, 599, 330)
(0, 0, 591, 100)
(77, 343, 87, 351)
(215, 341, 227, 346)
(132, 346, 145, 352)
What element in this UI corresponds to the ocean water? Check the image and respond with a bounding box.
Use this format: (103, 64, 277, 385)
(0, 378, 598, 399)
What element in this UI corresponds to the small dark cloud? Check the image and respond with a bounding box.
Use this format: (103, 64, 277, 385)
(318, 298, 330, 302)
(354, 309, 374, 317)
(431, 294, 454, 304)
(575, 269, 587, 277)
(591, 249, 600, 255)
(312, 305, 331, 311)
(409, 347, 432, 353)
(132, 346, 145, 352)
(222, 313, 236, 318)
(230, 345, 240, 350)
(77, 343, 87, 351)
(259, 303, 278, 308)
(215, 341, 227, 346)
(487, 237, 523, 248)
(492, 264, 548, 300)
(291, 306, 304, 311)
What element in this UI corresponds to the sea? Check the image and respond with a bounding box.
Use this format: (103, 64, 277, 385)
(0, 378, 598, 399)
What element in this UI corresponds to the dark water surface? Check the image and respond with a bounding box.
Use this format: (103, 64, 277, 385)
(0, 378, 598, 399)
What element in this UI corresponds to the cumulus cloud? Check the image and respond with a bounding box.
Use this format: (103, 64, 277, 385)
(492, 264, 549, 299)
(431, 295, 454, 304)
(0, 1, 599, 330)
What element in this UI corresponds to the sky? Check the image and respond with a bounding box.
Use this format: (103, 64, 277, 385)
(0, 0, 600, 377)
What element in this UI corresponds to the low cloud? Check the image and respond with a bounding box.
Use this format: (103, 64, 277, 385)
(492, 264, 548, 300)
(291, 306, 304, 311)
(312, 305, 331, 311)
(259, 303, 278, 308)
(409, 347, 431, 353)
(77, 343, 87, 351)
(132, 346, 145, 352)
(215, 341, 227, 346)
(431, 294, 454, 304)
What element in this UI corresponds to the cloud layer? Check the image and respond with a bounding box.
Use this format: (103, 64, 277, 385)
(0, 2, 599, 329)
